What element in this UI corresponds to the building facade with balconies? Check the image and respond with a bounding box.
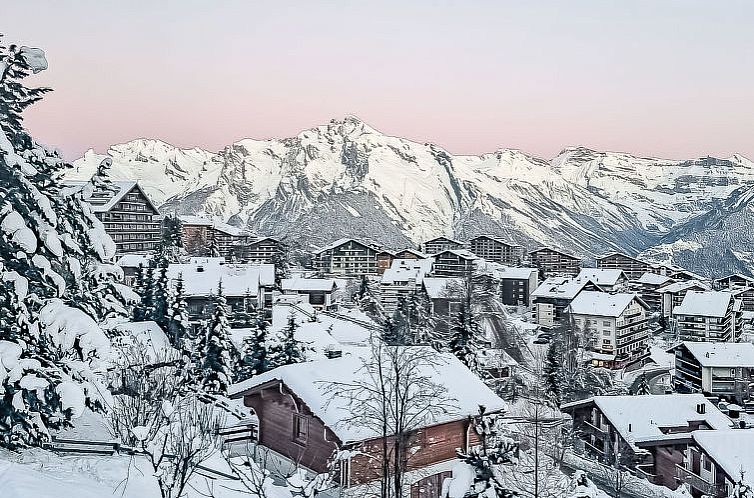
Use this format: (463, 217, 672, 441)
(671, 342, 754, 405)
(673, 291, 743, 343)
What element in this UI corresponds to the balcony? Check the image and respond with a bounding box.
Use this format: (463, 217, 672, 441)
(581, 420, 607, 436)
(675, 465, 726, 497)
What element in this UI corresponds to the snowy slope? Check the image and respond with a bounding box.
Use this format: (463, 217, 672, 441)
(69, 117, 754, 271)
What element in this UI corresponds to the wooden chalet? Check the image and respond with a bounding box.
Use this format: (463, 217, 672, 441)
(394, 248, 427, 260)
(421, 237, 463, 255)
(234, 236, 285, 264)
(180, 215, 252, 260)
(596, 252, 653, 281)
(314, 238, 379, 276)
(680, 431, 754, 497)
(228, 348, 508, 496)
(431, 249, 477, 277)
(528, 247, 581, 278)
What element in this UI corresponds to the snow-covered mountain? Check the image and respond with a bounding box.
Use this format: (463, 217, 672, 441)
(69, 117, 754, 275)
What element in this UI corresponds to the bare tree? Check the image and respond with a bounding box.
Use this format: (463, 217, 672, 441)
(108, 343, 224, 498)
(322, 341, 456, 498)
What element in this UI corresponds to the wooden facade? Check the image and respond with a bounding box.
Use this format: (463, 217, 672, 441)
(83, 181, 161, 255)
(238, 380, 482, 489)
(421, 237, 463, 255)
(180, 216, 252, 260)
(596, 252, 652, 281)
(314, 238, 379, 276)
(431, 250, 476, 277)
(528, 247, 581, 278)
(468, 236, 523, 266)
(234, 237, 284, 264)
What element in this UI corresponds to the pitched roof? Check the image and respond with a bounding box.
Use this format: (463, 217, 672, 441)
(314, 238, 379, 254)
(568, 291, 647, 317)
(433, 248, 478, 260)
(636, 272, 675, 286)
(116, 254, 152, 268)
(656, 279, 711, 295)
(692, 430, 754, 481)
(562, 394, 731, 450)
(595, 251, 643, 263)
(395, 248, 428, 258)
(528, 246, 579, 259)
(167, 261, 275, 297)
(576, 268, 627, 286)
(229, 346, 507, 443)
(179, 215, 251, 237)
(281, 277, 336, 292)
(469, 235, 520, 247)
(381, 258, 434, 285)
(531, 277, 597, 300)
(677, 341, 754, 368)
(673, 290, 734, 318)
(65, 180, 160, 214)
(423, 236, 463, 245)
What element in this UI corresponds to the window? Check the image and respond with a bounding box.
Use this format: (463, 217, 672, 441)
(702, 455, 712, 472)
(603, 320, 611, 327)
(293, 414, 309, 445)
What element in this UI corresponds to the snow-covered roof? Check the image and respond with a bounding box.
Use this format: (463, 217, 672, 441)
(595, 251, 642, 262)
(716, 273, 754, 283)
(636, 272, 674, 286)
(395, 248, 428, 258)
(314, 238, 379, 254)
(424, 236, 463, 245)
(531, 277, 597, 300)
(692, 430, 754, 481)
(575, 268, 627, 286)
(282, 277, 336, 292)
(229, 346, 507, 442)
(179, 215, 251, 237)
(433, 249, 477, 260)
(470, 235, 520, 247)
(656, 279, 711, 295)
(381, 258, 434, 284)
(673, 290, 733, 318)
(562, 394, 731, 449)
(116, 254, 151, 268)
(167, 261, 275, 297)
(64, 180, 160, 214)
(478, 262, 536, 280)
(678, 341, 754, 368)
(423, 277, 464, 299)
(568, 291, 647, 318)
(528, 246, 578, 259)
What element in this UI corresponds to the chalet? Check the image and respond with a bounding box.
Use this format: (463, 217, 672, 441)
(234, 236, 285, 264)
(528, 247, 581, 278)
(375, 250, 395, 275)
(634, 272, 676, 311)
(379, 258, 434, 315)
(673, 291, 743, 343)
(714, 273, 754, 291)
(569, 291, 650, 369)
(314, 238, 379, 276)
(657, 280, 712, 319)
(421, 236, 463, 255)
(680, 431, 754, 497)
(431, 249, 477, 277)
(561, 394, 731, 492)
(281, 277, 337, 309)
(115, 253, 151, 287)
(732, 287, 754, 312)
(180, 215, 252, 260)
(596, 252, 652, 280)
(228, 348, 507, 495)
(394, 248, 427, 260)
(671, 342, 754, 405)
(66, 180, 161, 255)
(530, 277, 601, 329)
(166, 259, 275, 328)
(575, 268, 629, 292)
(477, 349, 518, 380)
(468, 235, 523, 266)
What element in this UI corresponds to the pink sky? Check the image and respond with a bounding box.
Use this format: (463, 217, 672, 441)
(4, 1, 754, 161)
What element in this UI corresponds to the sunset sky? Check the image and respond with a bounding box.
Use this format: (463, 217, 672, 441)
(4, 0, 754, 161)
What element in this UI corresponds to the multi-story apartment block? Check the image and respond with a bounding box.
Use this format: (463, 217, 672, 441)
(479, 262, 538, 306)
(671, 341, 754, 404)
(596, 252, 653, 280)
(68, 181, 161, 255)
(431, 249, 477, 277)
(379, 258, 434, 315)
(575, 268, 629, 292)
(234, 236, 284, 264)
(314, 238, 379, 276)
(394, 248, 427, 260)
(468, 235, 523, 266)
(714, 273, 754, 290)
(673, 291, 743, 343)
(569, 291, 650, 369)
(421, 236, 463, 255)
(528, 247, 581, 277)
(180, 215, 252, 260)
(657, 280, 711, 318)
(633, 272, 675, 311)
(681, 431, 754, 498)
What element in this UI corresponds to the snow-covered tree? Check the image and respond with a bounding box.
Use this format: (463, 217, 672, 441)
(634, 371, 651, 396)
(199, 286, 235, 395)
(270, 240, 290, 288)
(567, 471, 599, 498)
(354, 274, 384, 321)
(0, 37, 114, 447)
(270, 311, 307, 367)
(166, 273, 190, 349)
(157, 214, 183, 265)
(733, 472, 753, 498)
(236, 312, 271, 382)
(448, 301, 486, 373)
(149, 264, 171, 331)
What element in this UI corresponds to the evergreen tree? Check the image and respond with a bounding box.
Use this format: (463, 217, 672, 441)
(381, 315, 403, 345)
(132, 263, 148, 321)
(270, 241, 290, 288)
(236, 313, 271, 382)
(149, 265, 170, 330)
(634, 371, 651, 396)
(157, 214, 183, 264)
(270, 311, 306, 367)
(199, 285, 235, 395)
(166, 274, 190, 349)
(448, 301, 486, 372)
(208, 236, 220, 258)
(543, 338, 563, 404)
(354, 274, 383, 321)
(0, 39, 113, 447)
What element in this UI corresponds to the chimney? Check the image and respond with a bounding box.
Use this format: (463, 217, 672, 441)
(697, 403, 706, 414)
(628, 423, 632, 432)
